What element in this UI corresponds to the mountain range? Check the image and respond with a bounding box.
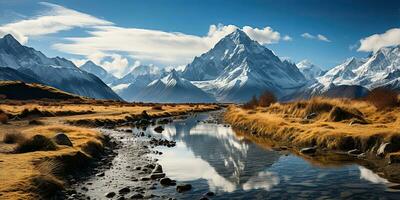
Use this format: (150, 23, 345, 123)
(1, 30, 400, 103)
(0, 34, 121, 100)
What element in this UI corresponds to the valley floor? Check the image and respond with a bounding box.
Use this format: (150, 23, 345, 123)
(0, 101, 219, 199)
(224, 98, 400, 182)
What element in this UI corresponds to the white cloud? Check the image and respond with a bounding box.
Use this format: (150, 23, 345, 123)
(301, 32, 330, 42)
(317, 34, 330, 42)
(282, 35, 293, 41)
(53, 23, 288, 75)
(242, 26, 281, 44)
(301, 33, 315, 39)
(358, 28, 400, 52)
(0, 2, 112, 44)
(0, 3, 290, 77)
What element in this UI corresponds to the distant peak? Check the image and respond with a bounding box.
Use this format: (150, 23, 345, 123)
(83, 60, 96, 66)
(1, 34, 21, 46)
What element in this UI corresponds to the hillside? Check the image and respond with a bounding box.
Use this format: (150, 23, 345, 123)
(0, 81, 83, 100)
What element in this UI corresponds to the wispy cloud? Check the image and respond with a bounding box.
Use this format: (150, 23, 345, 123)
(0, 2, 112, 44)
(358, 28, 400, 52)
(0, 3, 291, 77)
(301, 32, 331, 42)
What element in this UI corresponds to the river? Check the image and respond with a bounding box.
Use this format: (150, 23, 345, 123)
(75, 111, 400, 199)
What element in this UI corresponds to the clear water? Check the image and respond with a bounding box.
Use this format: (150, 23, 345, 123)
(145, 112, 400, 200)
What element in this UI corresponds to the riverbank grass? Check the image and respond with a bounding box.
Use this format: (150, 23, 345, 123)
(225, 97, 400, 154)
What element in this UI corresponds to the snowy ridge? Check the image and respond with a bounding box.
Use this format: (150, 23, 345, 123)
(184, 29, 307, 102)
(130, 70, 216, 103)
(0, 34, 121, 100)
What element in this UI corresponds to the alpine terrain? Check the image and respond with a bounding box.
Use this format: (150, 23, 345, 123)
(0, 34, 121, 100)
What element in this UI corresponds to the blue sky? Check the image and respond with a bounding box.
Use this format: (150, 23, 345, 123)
(0, 0, 399, 77)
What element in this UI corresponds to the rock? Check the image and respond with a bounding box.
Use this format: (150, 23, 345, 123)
(118, 186, 130, 194)
(205, 191, 215, 196)
(160, 178, 176, 186)
(176, 184, 192, 193)
(300, 147, 317, 154)
(140, 177, 150, 181)
(130, 193, 144, 199)
(150, 173, 165, 180)
(305, 112, 317, 120)
(53, 133, 73, 146)
(152, 165, 163, 173)
(154, 126, 164, 133)
(200, 197, 209, 200)
(96, 172, 105, 177)
(105, 192, 116, 198)
(348, 149, 362, 155)
(377, 143, 397, 157)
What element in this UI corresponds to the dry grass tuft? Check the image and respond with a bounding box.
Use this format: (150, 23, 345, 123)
(15, 135, 57, 153)
(152, 105, 163, 110)
(225, 96, 400, 153)
(2, 132, 26, 144)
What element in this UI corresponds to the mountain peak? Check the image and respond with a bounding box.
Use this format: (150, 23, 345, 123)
(0, 34, 21, 47)
(83, 60, 96, 66)
(225, 29, 252, 44)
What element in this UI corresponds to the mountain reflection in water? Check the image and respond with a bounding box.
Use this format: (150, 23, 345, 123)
(144, 112, 400, 199)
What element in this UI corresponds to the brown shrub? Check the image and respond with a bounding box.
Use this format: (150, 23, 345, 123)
(258, 91, 277, 107)
(242, 95, 258, 110)
(152, 105, 163, 110)
(365, 88, 399, 110)
(2, 132, 26, 144)
(15, 135, 57, 153)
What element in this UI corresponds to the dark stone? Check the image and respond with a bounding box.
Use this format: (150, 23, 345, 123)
(96, 172, 105, 177)
(300, 147, 317, 154)
(150, 173, 166, 180)
(105, 192, 116, 198)
(154, 126, 164, 133)
(205, 191, 215, 196)
(348, 149, 362, 155)
(130, 193, 144, 199)
(160, 177, 176, 186)
(152, 165, 163, 173)
(53, 133, 73, 146)
(176, 184, 192, 193)
(118, 186, 130, 194)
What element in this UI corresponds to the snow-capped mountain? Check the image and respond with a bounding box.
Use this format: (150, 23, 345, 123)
(312, 45, 400, 94)
(80, 61, 117, 85)
(130, 70, 216, 103)
(0, 34, 121, 100)
(113, 65, 163, 86)
(184, 29, 307, 102)
(296, 59, 324, 80)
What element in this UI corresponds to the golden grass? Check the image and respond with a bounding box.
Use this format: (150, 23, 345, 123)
(225, 97, 400, 152)
(0, 102, 219, 199)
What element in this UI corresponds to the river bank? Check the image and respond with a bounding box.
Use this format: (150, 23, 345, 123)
(224, 98, 400, 183)
(0, 101, 220, 199)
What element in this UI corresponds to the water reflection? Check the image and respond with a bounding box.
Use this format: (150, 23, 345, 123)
(145, 112, 400, 199)
(359, 166, 389, 184)
(149, 113, 281, 192)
